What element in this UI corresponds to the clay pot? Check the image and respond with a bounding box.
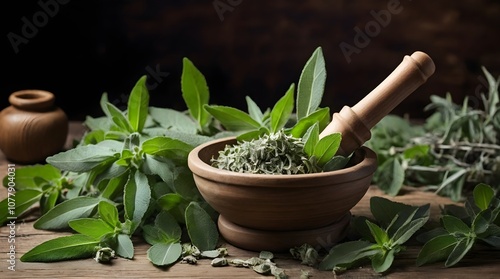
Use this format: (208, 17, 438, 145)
(0, 90, 68, 164)
(188, 137, 377, 252)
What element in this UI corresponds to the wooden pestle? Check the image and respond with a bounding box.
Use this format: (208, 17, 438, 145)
(319, 51, 436, 156)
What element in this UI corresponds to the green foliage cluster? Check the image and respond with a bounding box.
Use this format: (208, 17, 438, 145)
(290, 183, 500, 275)
(0, 47, 347, 270)
(367, 67, 500, 201)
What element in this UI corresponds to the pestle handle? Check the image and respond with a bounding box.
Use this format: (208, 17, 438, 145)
(320, 51, 435, 156)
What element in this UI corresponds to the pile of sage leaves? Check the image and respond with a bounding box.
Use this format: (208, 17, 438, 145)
(367, 67, 500, 201)
(0, 46, 345, 269)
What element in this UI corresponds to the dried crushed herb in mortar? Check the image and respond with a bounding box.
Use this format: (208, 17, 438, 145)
(211, 130, 322, 175)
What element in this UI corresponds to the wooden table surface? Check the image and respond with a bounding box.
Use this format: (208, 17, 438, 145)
(0, 122, 499, 278)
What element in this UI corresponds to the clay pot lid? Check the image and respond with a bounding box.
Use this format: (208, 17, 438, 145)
(9, 89, 55, 111)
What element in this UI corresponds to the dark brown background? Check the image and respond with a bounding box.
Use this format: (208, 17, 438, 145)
(2, 0, 500, 121)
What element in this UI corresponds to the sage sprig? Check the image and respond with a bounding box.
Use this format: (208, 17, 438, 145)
(416, 183, 500, 267)
(18, 58, 224, 265)
(367, 67, 500, 201)
(208, 47, 349, 175)
(319, 197, 430, 274)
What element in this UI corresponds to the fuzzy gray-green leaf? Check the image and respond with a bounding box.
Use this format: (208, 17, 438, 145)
(123, 171, 151, 231)
(128, 75, 150, 132)
(318, 240, 377, 271)
(204, 105, 261, 131)
(185, 202, 218, 251)
(297, 46, 326, 120)
(2, 164, 60, 190)
(445, 237, 474, 267)
(313, 132, 341, 166)
(416, 234, 458, 266)
(270, 83, 295, 133)
(21, 234, 99, 262)
(147, 242, 182, 266)
(303, 123, 319, 157)
(149, 106, 197, 134)
(116, 233, 134, 259)
(46, 145, 118, 173)
(68, 218, 114, 239)
(246, 96, 265, 124)
(0, 189, 42, 225)
(141, 136, 193, 161)
(289, 107, 330, 138)
(473, 183, 495, 211)
(181, 57, 210, 129)
(34, 197, 100, 230)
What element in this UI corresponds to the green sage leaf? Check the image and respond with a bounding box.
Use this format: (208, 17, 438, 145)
(185, 202, 218, 251)
(181, 57, 210, 129)
(99, 172, 128, 200)
(482, 235, 500, 248)
(21, 234, 99, 262)
(246, 96, 265, 124)
(106, 102, 134, 133)
(98, 200, 120, 228)
(322, 155, 350, 172)
(386, 204, 430, 237)
(127, 75, 149, 132)
(142, 225, 171, 245)
(157, 193, 184, 211)
(155, 211, 182, 241)
(392, 217, 429, 246)
(0, 189, 42, 225)
(124, 171, 151, 231)
(472, 210, 492, 234)
(270, 83, 295, 133)
(204, 105, 261, 131)
(313, 132, 342, 166)
(473, 183, 495, 211)
(46, 145, 118, 173)
(371, 249, 396, 273)
(68, 218, 114, 239)
(141, 136, 193, 162)
(289, 107, 330, 138)
(40, 189, 59, 214)
(2, 164, 60, 190)
(84, 115, 110, 132)
(303, 123, 319, 157)
(149, 107, 197, 134)
(141, 154, 174, 183)
(442, 215, 471, 235)
(297, 46, 326, 120)
(416, 234, 458, 266)
(445, 237, 474, 267)
(100, 92, 111, 118)
(318, 240, 377, 271)
(147, 242, 182, 266)
(366, 220, 389, 246)
(370, 196, 413, 228)
(34, 197, 100, 230)
(375, 158, 405, 196)
(116, 233, 134, 259)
